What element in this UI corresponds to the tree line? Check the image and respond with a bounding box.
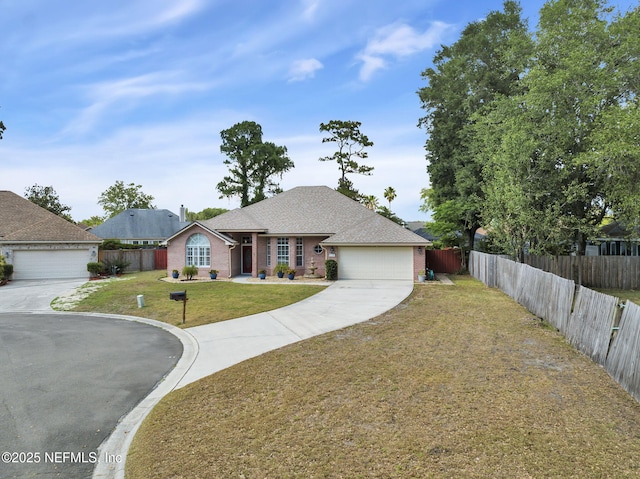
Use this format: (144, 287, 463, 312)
(419, 0, 640, 261)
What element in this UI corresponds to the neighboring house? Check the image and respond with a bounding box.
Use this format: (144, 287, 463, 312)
(407, 221, 438, 242)
(586, 222, 640, 256)
(0, 190, 102, 280)
(165, 186, 430, 280)
(90, 207, 190, 245)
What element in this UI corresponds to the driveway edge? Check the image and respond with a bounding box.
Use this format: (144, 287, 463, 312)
(58, 313, 200, 479)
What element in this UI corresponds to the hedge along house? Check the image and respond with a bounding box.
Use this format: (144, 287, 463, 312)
(165, 186, 430, 280)
(0, 190, 102, 280)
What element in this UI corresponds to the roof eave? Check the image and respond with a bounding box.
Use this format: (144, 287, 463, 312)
(320, 241, 432, 247)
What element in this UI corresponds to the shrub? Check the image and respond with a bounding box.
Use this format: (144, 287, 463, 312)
(182, 265, 198, 280)
(103, 258, 131, 275)
(274, 263, 289, 275)
(3, 264, 13, 279)
(87, 262, 104, 277)
(325, 259, 338, 280)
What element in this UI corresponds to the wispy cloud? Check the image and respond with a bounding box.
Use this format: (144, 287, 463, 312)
(62, 72, 212, 135)
(357, 21, 453, 81)
(301, 0, 319, 21)
(288, 58, 324, 82)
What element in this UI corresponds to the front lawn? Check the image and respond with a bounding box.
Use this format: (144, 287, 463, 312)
(67, 271, 325, 328)
(126, 276, 640, 478)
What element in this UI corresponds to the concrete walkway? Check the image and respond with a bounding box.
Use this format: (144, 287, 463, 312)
(176, 279, 414, 388)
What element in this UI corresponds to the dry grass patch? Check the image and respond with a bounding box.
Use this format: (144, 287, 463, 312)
(127, 276, 640, 478)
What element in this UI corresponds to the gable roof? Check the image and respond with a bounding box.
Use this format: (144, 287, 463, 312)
(90, 208, 190, 240)
(203, 186, 429, 245)
(0, 190, 101, 243)
(165, 221, 237, 245)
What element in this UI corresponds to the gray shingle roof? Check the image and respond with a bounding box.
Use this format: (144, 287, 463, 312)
(203, 186, 429, 245)
(90, 209, 190, 241)
(0, 190, 101, 243)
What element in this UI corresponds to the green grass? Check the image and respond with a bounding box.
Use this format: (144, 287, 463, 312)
(126, 276, 640, 478)
(69, 271, 324, 328)
(595, 288, 640, 306)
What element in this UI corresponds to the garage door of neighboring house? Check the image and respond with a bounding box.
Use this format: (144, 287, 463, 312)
(338, 246, 413, 280)
(13, 250, 90, 280)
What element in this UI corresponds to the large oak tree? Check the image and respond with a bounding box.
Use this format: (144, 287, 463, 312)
(216, 121, 293, 207)
(418, 1, 533, 253)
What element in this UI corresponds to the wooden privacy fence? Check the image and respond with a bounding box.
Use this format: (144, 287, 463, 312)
(426, 249, 463, 274)
(469, 251, 640, 402)
(606, 301, 640, 402)
(524, 254, 640, 289)
(99, 249, 167, 272)
(566, 287, 619, 366)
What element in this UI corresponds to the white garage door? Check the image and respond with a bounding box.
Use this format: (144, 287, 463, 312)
(13, 250, 90, 280)
(338, 246, 413, 280)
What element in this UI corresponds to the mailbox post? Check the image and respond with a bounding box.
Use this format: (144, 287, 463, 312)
(170, 290, 188, 324)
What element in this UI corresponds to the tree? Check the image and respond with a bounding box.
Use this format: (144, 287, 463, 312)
(185, 207, 229, 221)
(362, 195, 379, 210)
(81, 216, 105, 228)
(24, 184, 74, 222)
(418, 1, 533, 252)
(216, 121, 294, 207)
(383, 186, 397, 208)
(98, 181, 155, 218)
(319, 120, 374, 200)
(0, 120, 5, 140)
(480, 0, 640, 259)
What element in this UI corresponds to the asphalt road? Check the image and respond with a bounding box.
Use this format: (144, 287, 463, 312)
(0, 312, 182, 479)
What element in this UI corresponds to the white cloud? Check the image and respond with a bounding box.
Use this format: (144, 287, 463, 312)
(357, 21, 452, 81)
(288, 58, 324, 82)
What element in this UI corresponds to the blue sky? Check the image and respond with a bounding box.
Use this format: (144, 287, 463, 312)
(0, 0, 636, 223)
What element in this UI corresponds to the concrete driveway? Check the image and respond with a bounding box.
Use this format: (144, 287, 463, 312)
(0, 278, 87, 312)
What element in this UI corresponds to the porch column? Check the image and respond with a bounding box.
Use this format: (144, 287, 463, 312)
(289, 237, 296, 270)
(252, 232, 259, 277)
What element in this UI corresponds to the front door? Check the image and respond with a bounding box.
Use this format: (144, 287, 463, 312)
(242, 245, 252, 274)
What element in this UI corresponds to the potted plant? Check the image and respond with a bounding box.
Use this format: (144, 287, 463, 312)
(258, 269, 267, 280)
(417, 270, 426, 282)
(209, 269, 218, 280)
(172, 269, 179, 279)
(274, 263, 288, 278)
(287, 268, 296, 280)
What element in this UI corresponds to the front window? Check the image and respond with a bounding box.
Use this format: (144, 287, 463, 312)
(186, 233, 210, 267)
(266, 240, 271, 267)
(296, 238, 303, 267)
(277, 237, 289, 265)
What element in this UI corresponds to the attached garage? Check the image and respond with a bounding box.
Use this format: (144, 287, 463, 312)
(13, 249, 92, 280)
(338, 246, 414, 280)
